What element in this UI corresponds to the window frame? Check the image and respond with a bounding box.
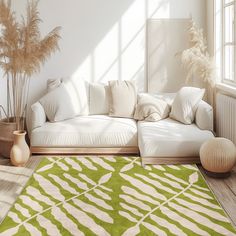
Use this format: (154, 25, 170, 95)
(221, 0, 236, 86)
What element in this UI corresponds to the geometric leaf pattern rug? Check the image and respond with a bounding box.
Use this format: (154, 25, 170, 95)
(0, 156, 235, 236)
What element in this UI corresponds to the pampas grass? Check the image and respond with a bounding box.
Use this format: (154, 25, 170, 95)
(0, 0, 61, 130)
(181, 20, 215, 87)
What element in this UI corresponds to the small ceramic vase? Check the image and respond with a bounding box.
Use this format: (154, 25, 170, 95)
(10, 130, 30, 167)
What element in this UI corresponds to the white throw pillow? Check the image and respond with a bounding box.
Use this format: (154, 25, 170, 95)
(170, 87, 205, 124)
(134, 94, 170, 122)
(40, 78, 89, 122)
(109, 80, 137, 118)
(89, 83, 109, 115)
(63, 77, 89, 115)
(195, 100, 214, 131)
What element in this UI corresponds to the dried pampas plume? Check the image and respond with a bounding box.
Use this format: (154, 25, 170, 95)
(0, 0, 61, 129)
(181, 20, 215, 87)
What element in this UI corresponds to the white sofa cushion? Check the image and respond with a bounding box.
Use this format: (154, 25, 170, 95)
(63, 77, 89, 115)
(138, 118, 214, 158)
(89, 83, 110, 115)
(170, 87, 205, 124)
(40, 78, 89, 122)
(195, 100, 214, 131)
(109, 80, 137, 118)
(134, 94, 170, 121)
(30, 115, 138, 147)
(40, 83, 75, 122)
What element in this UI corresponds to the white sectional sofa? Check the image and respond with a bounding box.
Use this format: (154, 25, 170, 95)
(29, 80, 214, 164)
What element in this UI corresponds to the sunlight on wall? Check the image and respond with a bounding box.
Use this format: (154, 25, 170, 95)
(121, 0, 145, 49)
(94, 23, 119, 83)
(148, 0, 170, 18)
(72, 0, 170, 92)
(0, 0, 207, 109)
(72, 55, 92, 82)
(121, 0, 145, 89)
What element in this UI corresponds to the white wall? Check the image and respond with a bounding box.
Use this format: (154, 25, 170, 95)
(0, 0, 206, 110)
(206, 0, 214, 56)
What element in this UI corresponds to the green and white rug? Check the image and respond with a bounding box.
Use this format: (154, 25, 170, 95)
(0, 156, 235, 236)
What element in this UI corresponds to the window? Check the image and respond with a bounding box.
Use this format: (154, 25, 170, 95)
(215, 0, 236, 86)
(223, 0, 235, 83)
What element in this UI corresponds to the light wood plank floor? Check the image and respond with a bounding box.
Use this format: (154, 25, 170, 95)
(199, 165, 236, 227)
(0, 156, 235, 227)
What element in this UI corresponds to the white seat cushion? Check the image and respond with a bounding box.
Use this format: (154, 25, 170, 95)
(138, 118, 214, 158)
(31, 115, 138, 147)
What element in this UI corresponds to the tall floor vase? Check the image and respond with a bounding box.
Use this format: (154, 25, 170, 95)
(10, 131, 30, 167)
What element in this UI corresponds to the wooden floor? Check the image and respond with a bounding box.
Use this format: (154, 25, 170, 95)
(199, 165, 236, 227)
(0, 156, 235, 227)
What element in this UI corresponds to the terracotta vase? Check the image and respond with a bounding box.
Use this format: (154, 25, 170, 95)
(10, 130, 30, 167)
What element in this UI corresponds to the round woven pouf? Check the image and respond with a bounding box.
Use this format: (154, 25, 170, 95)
(200, 138, 236, 178)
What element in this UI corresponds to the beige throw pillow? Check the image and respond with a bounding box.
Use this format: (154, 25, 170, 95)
(109, 80, 137, 118)
(134, 94, 170, 121)
(170, 86, 205, 124)
(89, 83, 110, 115)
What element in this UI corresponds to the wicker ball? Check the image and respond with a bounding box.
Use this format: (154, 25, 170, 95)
(200, 138, 236, 174)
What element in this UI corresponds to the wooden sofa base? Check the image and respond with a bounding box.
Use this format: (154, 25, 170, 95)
(30, 147, 200, 165)
(30, 147, 140, 155)
(142, 156, 200, 165)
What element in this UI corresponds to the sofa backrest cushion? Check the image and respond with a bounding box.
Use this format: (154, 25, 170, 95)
(170, 86, 205, 125)
(39, 78, 89, 122)
(109, 80, 137, 118)
(134, 93, 170, 122)
(89, 83, 110, 115)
